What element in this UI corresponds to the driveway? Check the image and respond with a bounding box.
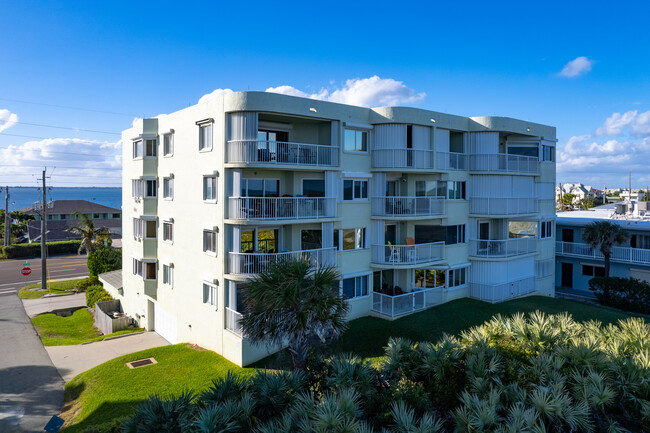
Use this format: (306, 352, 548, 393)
(0, 294, 65, 433)
(22, 293, 87, 318)
(46, 332, 170, 382)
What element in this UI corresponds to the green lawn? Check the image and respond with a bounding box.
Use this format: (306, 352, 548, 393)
(19, 278, 86, 299)
(32, 308, 142, 346)
(61, 344, 257, 433)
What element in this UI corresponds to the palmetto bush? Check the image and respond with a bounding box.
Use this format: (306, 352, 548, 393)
(120, 312, 650, 433)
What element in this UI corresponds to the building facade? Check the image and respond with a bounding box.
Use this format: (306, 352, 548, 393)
(114, 91, 556, 366)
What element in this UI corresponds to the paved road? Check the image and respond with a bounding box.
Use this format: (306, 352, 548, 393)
(46, 332, 170, 382)
(0, 255, 88, 297)
(22, 293, 87, 318)
(0, 294, 65, 433)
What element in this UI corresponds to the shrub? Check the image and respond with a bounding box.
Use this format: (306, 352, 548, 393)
(76, 276, 101, 292)
(0, 240, 81, 259)
(589, 276, 650, 314)
(86, 246, 121, 276)
(86, 285, 112, 308)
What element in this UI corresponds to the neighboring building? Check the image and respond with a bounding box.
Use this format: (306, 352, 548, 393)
(19, 200, 122, 242)
(555, 183, 600, 205)
(111, 91, 556, 366)
(556, 202, 650, 292)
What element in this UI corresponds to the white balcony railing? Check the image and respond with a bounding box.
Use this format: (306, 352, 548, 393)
(372, 196, 445, 218)
(229, 247, 337, 275)
(435, 152, 467, 170)
(470, 276, 536, 303)
(470, 197, 538, 215)
(225, 307, 243, 337)
(229, 197, 336, 220)
(227, 140, 338, 166)
(371, 242, 445, 265)
(556, 241, 650, 265)
(470, 153, 539, 174)
(372, 149, 433, 169)
(469, 237, 537, 258)
(372, 286, 443, 318)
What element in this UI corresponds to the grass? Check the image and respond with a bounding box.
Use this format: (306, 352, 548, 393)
(61, 344, 256, 432)
(18, 277, 86, 299)
(32, 308, 142, 346)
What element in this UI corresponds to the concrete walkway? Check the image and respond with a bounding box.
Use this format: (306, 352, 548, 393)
(46, 332, 170, 382)
(22, 293, 87, 318)
(0, 294, 64, 433)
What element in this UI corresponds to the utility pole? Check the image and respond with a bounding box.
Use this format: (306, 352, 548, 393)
(3, 186, 9, 246)
(41, 169, 47, 291)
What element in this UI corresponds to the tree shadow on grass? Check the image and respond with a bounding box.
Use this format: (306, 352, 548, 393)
(61, 400, 143, 433)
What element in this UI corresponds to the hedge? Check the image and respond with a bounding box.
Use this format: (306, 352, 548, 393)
(86, 285, 113, 308)
(589, 276, 650, 314)
(0, 240, 82, 259)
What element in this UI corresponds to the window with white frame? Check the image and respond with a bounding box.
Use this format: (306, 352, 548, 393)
(133, 218, 143, 239)
(163, 221, 173, 242)
(199, 123, 213, 150)
(203, 281, 218, 307)
(203, 229, 217, 254)
(203, 175, 217, 201)
(343, 179, 368, 200)
(132, 258, 143, 277)
(447, 181, 466, 200)
(540, 220, 553, 239)
(163, 264, 173, 286)
(131, 179, 143, 199)
(163, 133, 174, 156)
(340, 275, 369, 299)
(145, 139, 157, 157)
(132, 140, 143, 158)
(163, 177, 173, 199)
(145, 179, 157, 198)
(414, 269, 446, 289)
(448, 267, 468, 289)
(343, 129, 368, 152)
(144, 261, 157, 280)
(335, 228, 367, 251)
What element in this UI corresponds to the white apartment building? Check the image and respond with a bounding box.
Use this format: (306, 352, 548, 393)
(111, 91, 557, 366)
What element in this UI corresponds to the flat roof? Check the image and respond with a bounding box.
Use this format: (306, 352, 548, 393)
(557, 209, 650, 230)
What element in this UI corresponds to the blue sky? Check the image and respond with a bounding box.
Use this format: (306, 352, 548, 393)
(1, 1, 649, 188)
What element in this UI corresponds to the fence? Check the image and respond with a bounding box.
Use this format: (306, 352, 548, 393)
(372, 149, 433, 169)
(95, 300, 130, 335)
(556, 241, 650, 265)
(470, 197, 537, 215)
(225, 307, 243, 336)
(229, 197, 336, 220)
(371, 242, 445, 265)
(435, 152, 467, 170)
(469, 237, 537, 257)
(470, 153, 538, 173)
(227, 140, 338, 166)
(372, 196, 445, 217)
(470, 277, 536, 303)
(229, 247, 337, 275)
(372, 287, 443, 318)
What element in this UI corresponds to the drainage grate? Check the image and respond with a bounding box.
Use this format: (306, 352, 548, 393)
(126, 357, 157, 369)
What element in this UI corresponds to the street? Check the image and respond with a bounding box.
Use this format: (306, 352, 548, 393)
(0, 255, 89, 296)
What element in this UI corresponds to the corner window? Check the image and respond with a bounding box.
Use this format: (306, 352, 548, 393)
(163, 264, 173, 286)
(163, 221, 173, 242)
(199, 123, 213, 151)
(145, 139, 157, 157)
(343, 179, 368, 201)
(203, 175, 217, 201)
(133, 218, 143, 239)
(144, 220, 156, 239)
(145, 180, 157, 198)
(144, 262, 157, 280)
(338, 228, 366, 251)
(448, 267, 467, 288)
(340, 275, 369, 299)
(542, 145, 554, 162)
(163, 177, 173, 199)
(203, 282, 218, 307)
(163, 133, 174, 156)
(540, 220, 553, 239)
(447, 181, 466, 200)
(132, 258, 143, 277)
(203, 229, 217, 254)
(132, 140, 143, 159)
(132, 179, 143, 199)
(344, 129, 368, 152)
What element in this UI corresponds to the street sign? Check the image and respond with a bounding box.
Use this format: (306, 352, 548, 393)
(23, 261, 30, 266)
(21, 266, 31, 276)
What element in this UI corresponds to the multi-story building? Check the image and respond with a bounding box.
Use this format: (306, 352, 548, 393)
(110, 91, 556, 366)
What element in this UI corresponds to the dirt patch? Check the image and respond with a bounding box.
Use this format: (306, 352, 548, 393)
(186, 343, 208, 351)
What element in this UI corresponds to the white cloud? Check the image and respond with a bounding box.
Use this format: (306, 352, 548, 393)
(198, 88, 234, 104)
(558, 56, 593, 78)
(596, 110, 650, 136)
(0, 109, 18, 133)
(266, 76, 426, 107)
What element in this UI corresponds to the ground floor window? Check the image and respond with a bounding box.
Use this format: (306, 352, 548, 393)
(448, 267, 467, 288)
(340, 275, 369, 299)
(414, 269, 446, 289)
(582, 264, 605, 277)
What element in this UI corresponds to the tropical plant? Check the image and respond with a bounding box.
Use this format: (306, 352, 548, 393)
(67, 211, 111, 254)
(87, 245, 122, 276)
(239, 258, 349, 369)
(582, 221, 629, 277)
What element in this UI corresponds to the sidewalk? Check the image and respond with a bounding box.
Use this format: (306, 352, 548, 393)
(22, 293, 87, 318)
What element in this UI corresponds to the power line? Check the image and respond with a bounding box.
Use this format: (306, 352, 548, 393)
(12, 121, 121, 135)
(0, 164, 122, 170)
(0, 97, 139, 117)
(0, 132, 121, 142)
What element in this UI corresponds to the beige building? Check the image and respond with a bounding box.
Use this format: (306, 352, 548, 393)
(110, 91, 557, 366)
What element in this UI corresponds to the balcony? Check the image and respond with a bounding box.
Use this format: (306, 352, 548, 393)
(372, 196, 445, 218)
(470, 197, 537, 216)
(470, 154, 538, 174)
(228, 247, 336, 276)
(556, 241, 650, 265)
(225, 307, 243, 337)
(372, 149, 433, 169)
(229, 197, 336, 221)
(435, 152, 467, 170)
(371, 242, 445, 266)
(227, 140, 338, 167)
(469, 237, 537, 258)
(470, 276, 535, 303)
(372, 286, 443, 318)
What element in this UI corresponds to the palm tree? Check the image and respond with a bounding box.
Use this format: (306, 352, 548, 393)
(582, 221, 629, 277)
(239, 258, 348, 370)
(67, 211, 111, 255)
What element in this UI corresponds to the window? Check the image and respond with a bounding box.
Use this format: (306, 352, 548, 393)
(302, 179, 326, 197)
(203, 175, 217, 201)
(447, 181, 466, 200)
(448, 267, 467, 288)
(343, 179, 368, 200)
(163, 264, 173, 286)
(61, 214, 67, 220)
(145, 180, 157, 198)
(338, 228, 366, 250)
(542, 145, 554, 162)
(93, 213, 102, 219)
(145, 139, 157, 157)
(631, 235, 650, 249)
(144, 262, 157, 280)
(203, 229, 217, 254)
(301, 229, 322, 250)
(343, 129, 368, 152)
(582, 265, 605, 277)
(163, 221, 173, 242)
(241, 178, 279, 197)
(132, 140, 143, 158)
(508, 145, 539, 158)
(163, 133, 174, 156)
(112, 213, 120, 218)
(145, 220, 156, 239)
(341, 275, 369, 299)
(131, 179, 143, 199)
(414, 269, 446, 288)
(416, 180, 445, 197)
(540, 220, 553, 239)
(199, 123, 212, 150)
(414, 224, 465, 245)
(133, 218, 143, 239)
(161, 177, 173, 199)
(132, 258, 143, 277)
(203, 282, 218, 307)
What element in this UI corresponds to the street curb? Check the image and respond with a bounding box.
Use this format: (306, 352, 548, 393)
(80, 330, 146, 345)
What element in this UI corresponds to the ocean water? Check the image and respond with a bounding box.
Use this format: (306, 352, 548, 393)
(4, 187, 122, 211)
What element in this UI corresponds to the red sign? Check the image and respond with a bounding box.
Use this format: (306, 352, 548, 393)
(21, 267, 31, 276)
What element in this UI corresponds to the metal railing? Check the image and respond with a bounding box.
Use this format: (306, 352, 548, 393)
(470, 197, 538, 215)
(435, 152, 467, 170)
(556, 241, 650, 265)
(229, 197, 336, 220)
(225, 307, 242, 336)
(470, 153, 538, 174)
(372, 149, 433, 169)
(470, 276, 536, 303)
(372, 196, 445, 217)
(227, 140, 338, 166)
(371, 241, 445, 265)
(372, 287, 443, 318)
(469, 237, 537, 258)
(229, 247, 337, 275)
